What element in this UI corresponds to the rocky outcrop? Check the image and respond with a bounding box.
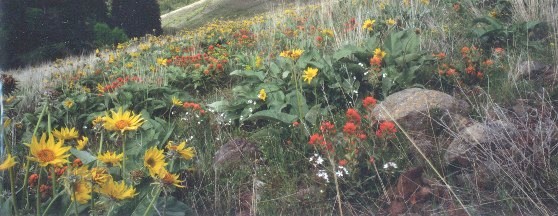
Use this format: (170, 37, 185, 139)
(372, 88, 470, 133)
(372, 88, 472, 161)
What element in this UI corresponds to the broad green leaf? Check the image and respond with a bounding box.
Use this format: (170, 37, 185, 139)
(70, 149, 96, 164)
(244, 110, 297, 124)
(156, 196, 193, 216)
(304, 104, 322, 126)
(230, 70, 265, 81)
(333, 44, 360, 61)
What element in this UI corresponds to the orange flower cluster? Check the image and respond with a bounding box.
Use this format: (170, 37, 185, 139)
(183, 102, 205, 114)
(376, 121, 397, 138)
(232, 29, 256, 47)
(97, 76, 141, 95)
(362, 96, 377, 109)
(171, 51, 229, 76)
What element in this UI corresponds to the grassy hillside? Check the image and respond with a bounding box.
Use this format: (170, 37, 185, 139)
(2, 0, 558, 215)
(161, 0, 299, 33)
(159, 0, 199, 14)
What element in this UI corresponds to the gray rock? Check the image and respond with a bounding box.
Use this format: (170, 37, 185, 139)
(516, 60, 552, 78)
(372, 88, 470, 133)
(213, 138, 261, 170)
(444, 120, 515, 165)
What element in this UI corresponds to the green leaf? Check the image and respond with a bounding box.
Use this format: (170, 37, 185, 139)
(244, 110, 297, 124)
(156, 196, 193, 216)
(304, 104, 322, 126)
(230, 70, 266, 81)
(70, 149, 96, 164)
(333, 44, 360, 61)
(207, 100, 229, 112)
(0, 198, 12, 216)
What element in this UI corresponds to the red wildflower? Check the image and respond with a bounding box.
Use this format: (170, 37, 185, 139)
(461, 46, 470, 57)
(40, 184, 51, 195)
(316, 35, 323, 44)
(320, 121, 336, 134)
(446, 68, 457, 76)
(493, 47, 505, 55)
(29, 173, 39, 188)
(338, 159, 348, 166)
(376, 121, 397, 138)
(73, 159, 83, 167)
(432, 52, 446, 60)
(308, 133, 325, 145)
(363, 96, 377, 109)
(476, 71, 483, 79)
(465, 65, 475, 74)
(358, 133, 367, 140)
(369, 56, 382, 66)
(343, 122, 357, 135)
(346, 108, 361, 124)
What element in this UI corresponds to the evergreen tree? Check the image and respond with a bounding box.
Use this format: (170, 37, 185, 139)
(111, 0, 162, 38)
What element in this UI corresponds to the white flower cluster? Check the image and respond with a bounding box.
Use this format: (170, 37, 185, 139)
(336, 166, 349, 177)
(308, 153, 324, 167)
(317, 170, 329, 183)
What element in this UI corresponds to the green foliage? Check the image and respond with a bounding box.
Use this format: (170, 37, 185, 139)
(93, 22, 129, 47)
(0, 0, 109, 69)
(472, 16, 547, 50)
(333, 29, 428, 97)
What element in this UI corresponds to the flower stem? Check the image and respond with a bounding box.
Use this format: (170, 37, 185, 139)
(50, 168, 56, 200)
(72, 186, 79, 216)
(9, 166, 18, 216)
(143, 187, 161, 216)
(121, 134, 126, 179)
(96, 132, 104, 167)
(106, 204, 115, 216)
(41, 190, 64, 216)
(25, 103, 48, 208)
(36, 169, 42, 216)
(328, 153, 343, 216)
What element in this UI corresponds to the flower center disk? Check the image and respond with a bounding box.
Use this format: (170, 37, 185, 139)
(37, 149, 56, 162)
(115, 120, 130, 130)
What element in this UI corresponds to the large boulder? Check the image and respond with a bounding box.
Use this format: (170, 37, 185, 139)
(372, 88, 470, 133)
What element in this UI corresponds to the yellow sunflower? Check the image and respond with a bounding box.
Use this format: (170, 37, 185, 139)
(53, 127, 79, 141)
(171, 96, 183, 106)
(362, 19, 376, 31)
(91, 167, 112, 185)
(98, 151, 123, 167)
(63, 99, 74, 109)
(144, 147, 167, 177)
(0, 154, 17, 170)
(166, 141, 195, 160)
(27, 133, 71, 167)
(386, 18, 396, 26)
(373, 48, 387, 59)
(76, 136, 88, 150)
(72, 180, 92, 204)
(102, 107, 144, 133)
(302, 67, 319, 84)
(97, 180, 137, 200)
(92, 115, 104, 127)
(156, 169, 185, 188)
(258, 89, 267, 101)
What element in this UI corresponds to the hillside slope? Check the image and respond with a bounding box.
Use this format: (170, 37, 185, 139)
(162, 0, 297, 32)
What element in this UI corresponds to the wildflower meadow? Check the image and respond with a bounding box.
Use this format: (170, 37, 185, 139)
(1, 0, 558, 215)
